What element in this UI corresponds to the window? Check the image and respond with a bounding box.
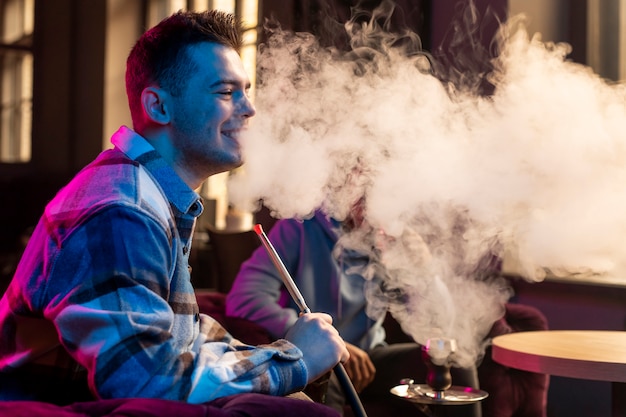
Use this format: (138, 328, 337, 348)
(0, 0, 33, 163)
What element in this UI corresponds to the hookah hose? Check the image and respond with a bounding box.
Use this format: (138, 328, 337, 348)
(253, 224, 368, 417)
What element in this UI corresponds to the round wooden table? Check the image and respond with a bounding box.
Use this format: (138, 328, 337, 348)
(492, 330, 626, 417)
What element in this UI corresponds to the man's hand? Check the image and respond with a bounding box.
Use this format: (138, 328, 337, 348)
(285, 313, 349, 383)
(343, 342, 376, 392)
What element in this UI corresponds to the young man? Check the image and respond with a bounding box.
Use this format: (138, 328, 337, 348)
(0, 10, 348, 405)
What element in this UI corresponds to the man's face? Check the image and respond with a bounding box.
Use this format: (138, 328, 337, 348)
(169, 42, 256, 182)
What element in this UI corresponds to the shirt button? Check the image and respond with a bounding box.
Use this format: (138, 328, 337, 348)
(187, 265, 193, 274)
(183, 246, 188, 255)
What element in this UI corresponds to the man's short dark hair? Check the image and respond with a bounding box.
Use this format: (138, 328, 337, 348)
(125, 10, 245, 127)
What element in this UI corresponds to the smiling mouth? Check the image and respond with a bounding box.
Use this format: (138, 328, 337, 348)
(222, 128, 242, 141)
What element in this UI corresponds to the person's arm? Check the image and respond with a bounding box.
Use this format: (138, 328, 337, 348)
(226, 220, 302, 339)
(41, 207, 332, 404)
(188, 310, 346, 403)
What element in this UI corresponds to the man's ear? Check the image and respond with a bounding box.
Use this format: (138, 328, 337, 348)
(141, 87, 171, 125)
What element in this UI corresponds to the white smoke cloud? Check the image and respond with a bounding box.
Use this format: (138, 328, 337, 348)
(228, 4, 626, 366)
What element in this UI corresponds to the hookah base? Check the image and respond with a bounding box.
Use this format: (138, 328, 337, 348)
(391, 382, 488, 406)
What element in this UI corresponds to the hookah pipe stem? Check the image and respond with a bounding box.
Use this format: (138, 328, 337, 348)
(253, 224, 309, 314)
(253, 224, 368, 417)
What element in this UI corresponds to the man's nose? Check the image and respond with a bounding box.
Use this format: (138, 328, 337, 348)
(238, 94, 256, 118)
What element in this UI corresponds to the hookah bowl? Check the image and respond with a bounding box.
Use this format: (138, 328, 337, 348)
(422, 338, 454, 398)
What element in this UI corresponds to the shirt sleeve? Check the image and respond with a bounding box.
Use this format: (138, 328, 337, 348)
(225, 220, 301, 339)
(40, 206, 308, 403)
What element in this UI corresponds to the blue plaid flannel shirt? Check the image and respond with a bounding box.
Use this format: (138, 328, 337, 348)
(0, 126, 307, 403)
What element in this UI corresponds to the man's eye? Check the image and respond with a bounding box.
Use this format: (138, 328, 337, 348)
(217, 90, 233, 96)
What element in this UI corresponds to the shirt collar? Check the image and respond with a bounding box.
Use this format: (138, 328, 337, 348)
(111, 126, 202, 216)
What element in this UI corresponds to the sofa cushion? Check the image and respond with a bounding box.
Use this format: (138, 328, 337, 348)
(0, 394, 340, 417)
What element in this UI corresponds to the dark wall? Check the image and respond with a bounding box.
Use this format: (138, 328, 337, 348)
(258, 0, 508, 95)
(258, 0, 509, 52)
(31, 0, 106, 175)
(259, 0, 432, 49)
